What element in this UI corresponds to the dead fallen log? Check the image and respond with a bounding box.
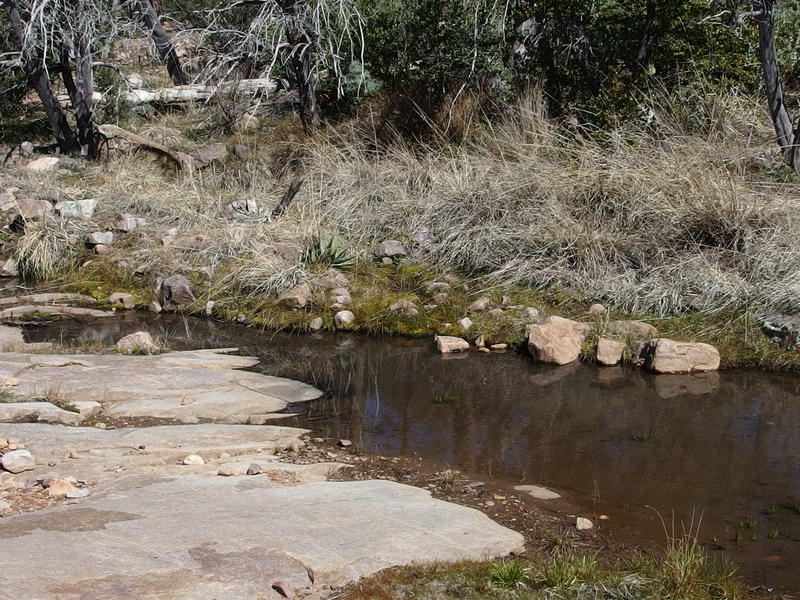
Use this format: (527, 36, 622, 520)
(56, 79, 277, 108)
(97, 124, 195, 171)
(124, 78, 277, 105)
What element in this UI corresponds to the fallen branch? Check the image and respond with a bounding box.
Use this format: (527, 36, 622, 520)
(272, 176, 304, 219)
(97, 124, 195, 171)
(122, 78, 278, 105)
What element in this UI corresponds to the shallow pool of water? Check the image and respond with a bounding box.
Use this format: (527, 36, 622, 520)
(24, 314, 800, 592)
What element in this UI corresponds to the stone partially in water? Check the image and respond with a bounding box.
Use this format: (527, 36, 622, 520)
(115, 331, 158, 355)
(514, 485, 561, 500)
(0, 351, 322, 425)
(596, 338, 625, 366)
(108, 292, 135, 309)
(526, 316, 589, 366)
(435, 336, 469, 353)
(334, 311, 355, 328)
(160, 275, 195, 310)
(640, 338, 720, 374)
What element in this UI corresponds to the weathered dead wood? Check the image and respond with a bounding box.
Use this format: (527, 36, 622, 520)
(272, 176, 304, 219)
(97, 124, 195, 170)
(122, 78, 278, 105)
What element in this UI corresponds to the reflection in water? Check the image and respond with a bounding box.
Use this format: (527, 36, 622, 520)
(24, 314, 800, 592)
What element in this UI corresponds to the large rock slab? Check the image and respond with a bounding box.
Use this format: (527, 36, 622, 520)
(526, 316, 589, 365)
(0, 305, 113, 319)
(0, 423, 311, 484)
(0, 350, 322, 424)
(0, 402, 83, 426)
(0, 475, 524, 598)
(639, 338, 720, 374)
(0, 293, 97, 308)
(0, 325, 52, 352)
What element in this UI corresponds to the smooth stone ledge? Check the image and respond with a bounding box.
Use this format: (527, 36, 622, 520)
(0, 476, 525, 598)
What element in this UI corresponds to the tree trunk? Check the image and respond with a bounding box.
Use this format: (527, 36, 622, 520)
(2, 0, 79, 153)
(134, 0, 189, 86)
(754, 0, 796, 166)
(635, 0, 657, 72)
(60, 48, 78, 108)
(280, 0, 321, 129)
(72, 0, 97, 157)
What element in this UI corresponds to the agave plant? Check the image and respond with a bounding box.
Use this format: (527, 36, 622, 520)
(301, 234, 356, 270)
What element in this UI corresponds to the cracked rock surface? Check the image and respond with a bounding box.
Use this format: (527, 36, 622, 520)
(0, 349, 322, 424)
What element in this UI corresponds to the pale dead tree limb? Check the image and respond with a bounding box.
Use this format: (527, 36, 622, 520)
(97, 123, 196, 170)
(1, 0, 79, 153)
(131, 0, 189, 85)
(122, 77, 277, 104)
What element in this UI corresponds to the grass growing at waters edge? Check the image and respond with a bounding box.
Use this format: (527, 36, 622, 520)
(52, 254, 800, 373)
(337, 540, 748, 600)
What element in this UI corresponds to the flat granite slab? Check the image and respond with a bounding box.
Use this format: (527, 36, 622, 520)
(0, 475, 525, 600)
(0, 349, 323, 424)
(0, 423, 312, 483)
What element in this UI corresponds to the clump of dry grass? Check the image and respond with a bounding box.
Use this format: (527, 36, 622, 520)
(13, 218, 83, 281)
(20, 85, 798, 319)
(290, 88, 799, 317)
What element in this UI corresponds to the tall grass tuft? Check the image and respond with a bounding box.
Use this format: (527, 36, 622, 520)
(14, 220, 81, 280)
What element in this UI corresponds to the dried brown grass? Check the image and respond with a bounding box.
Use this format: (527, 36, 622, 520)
(8, 85, 798, 318)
